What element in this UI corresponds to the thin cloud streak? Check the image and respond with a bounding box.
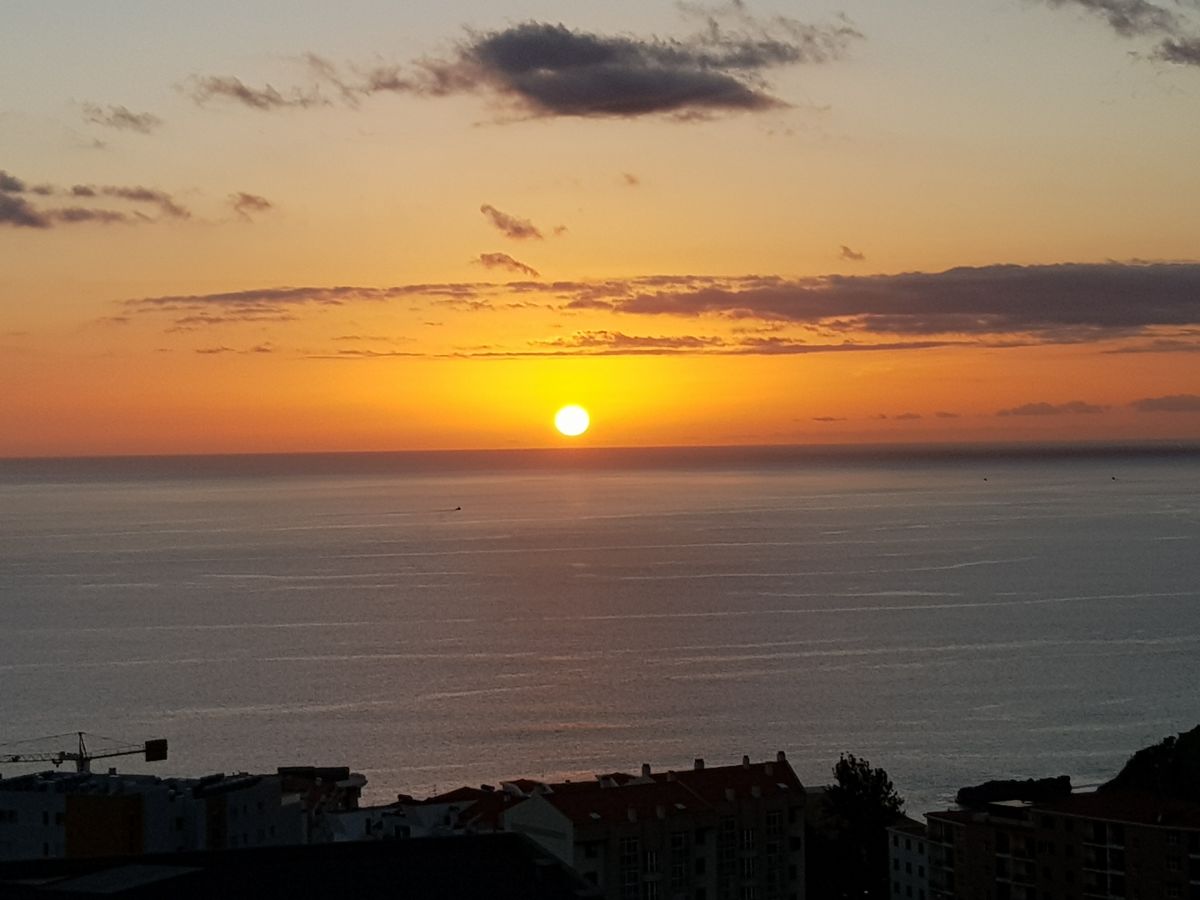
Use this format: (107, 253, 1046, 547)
(996, 401, 1108, 416)
(82, 104, 163, 134)
(480, 204, 544, 240)
(477, 252, 540, 277)
(1129, 393, 1200, 412)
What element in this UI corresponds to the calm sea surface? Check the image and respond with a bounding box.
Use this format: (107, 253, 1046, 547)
(1, 445, 1198, 814)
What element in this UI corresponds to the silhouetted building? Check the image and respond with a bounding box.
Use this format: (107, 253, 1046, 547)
(0, 832, 597, 899)
(0, 771, 303, 861)
(926, 791, 1200, 900)
(495, 753, 806, 900)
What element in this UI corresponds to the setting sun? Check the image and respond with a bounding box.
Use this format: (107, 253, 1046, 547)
(554, 405, 590, 437)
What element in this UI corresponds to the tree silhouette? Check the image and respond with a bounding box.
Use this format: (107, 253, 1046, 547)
(809, 754, 904, 899)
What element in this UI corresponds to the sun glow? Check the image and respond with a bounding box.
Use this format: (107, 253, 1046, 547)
(554, 404, 590, 437)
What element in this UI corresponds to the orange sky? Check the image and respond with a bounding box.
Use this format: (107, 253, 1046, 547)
(2, 1, 1199, 456)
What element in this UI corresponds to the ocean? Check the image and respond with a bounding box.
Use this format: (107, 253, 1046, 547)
(1, 443, 1197, 814)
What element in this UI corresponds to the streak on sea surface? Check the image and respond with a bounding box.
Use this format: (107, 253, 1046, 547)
(0, 443, 1197, 812)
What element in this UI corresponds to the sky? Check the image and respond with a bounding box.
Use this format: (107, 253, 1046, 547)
(2, 0, 1200, 456)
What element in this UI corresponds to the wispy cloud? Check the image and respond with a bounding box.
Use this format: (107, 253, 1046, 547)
(230, 192, 273, 220)
(82, 103, 163, 134)
(1037, 0, 1200, 67)
(1129, 393, 1200, 412)
(74, 185, 190, 219)
(839, 244, 865, 262)
(480, 204, 544, 240)
(477, 252, 540, 277)
(996, 400, 1108, 416)
(1040, 0, 1181, 37)
(186, 8, 861, 119)
(1, 170, 189, 227)
(185, 75, 328, 110)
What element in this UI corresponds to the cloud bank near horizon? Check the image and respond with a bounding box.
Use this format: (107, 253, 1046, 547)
(119, 261, 1200, 358)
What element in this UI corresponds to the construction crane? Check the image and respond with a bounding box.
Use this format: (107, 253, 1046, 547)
(0, 732, 167, 774)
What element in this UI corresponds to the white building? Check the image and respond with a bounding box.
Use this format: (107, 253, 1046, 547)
(887, 816, 929, 900)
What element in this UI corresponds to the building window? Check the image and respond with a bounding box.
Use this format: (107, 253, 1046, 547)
(742, 829, 756, 851)
(645, 882, 659, 900)
(672, 859, 687, 890)
(621, 837, 640, 870)
(741, 858, 755, 879)
(766, 811, 783, 837)
(672, 831, 688, 853)
(646, 850, 659, 874)
(585, 844, 599, 859)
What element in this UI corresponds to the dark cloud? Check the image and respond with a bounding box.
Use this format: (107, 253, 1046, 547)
(1129, 393, 1200, 412)
(1156, 34, 1200, 63)
(812, 416, 846, 422)
(934, 411, 961, 419)
(187, 10, 860, 120)
(622, 172, 641, 186)
(480, 204, 544, 240)
(477, 252, 540, 277)
(435, 17, 861, 118)
(997, 400, 1109, 416)
(230, 192, 273, 220)
(608, 263, 1200, 337)
(49, 207, 135, 224)
(839, 244, 865, 262)
(0, 192, 49, 228)
(82, 103, 163, 134)
(894, 412, 923, 420)
(0, 171, 27, 193)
